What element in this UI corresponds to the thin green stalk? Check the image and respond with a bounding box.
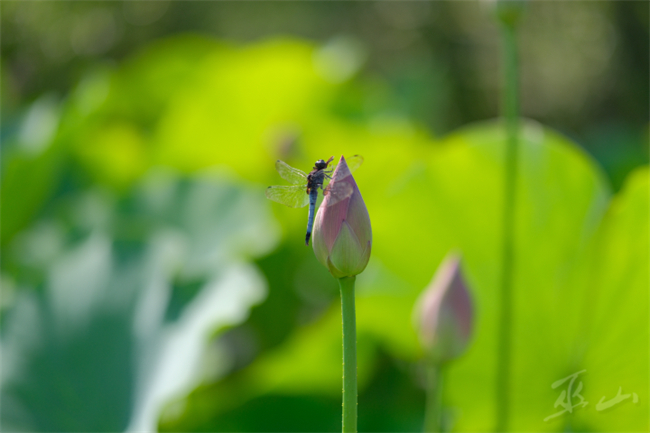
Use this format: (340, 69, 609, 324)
(339, 276, 358, 433)
(423, 362, 445, 433)
(495, 21, 519, 433)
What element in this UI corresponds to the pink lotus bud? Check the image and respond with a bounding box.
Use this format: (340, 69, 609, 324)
(312, 156, 372, 278)
(415, 254, 474, 363)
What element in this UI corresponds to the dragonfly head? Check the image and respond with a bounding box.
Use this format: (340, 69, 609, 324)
(314, 156, 334, 170)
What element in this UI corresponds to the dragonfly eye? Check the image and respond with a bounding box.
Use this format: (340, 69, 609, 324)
(314, 159, 327, 169)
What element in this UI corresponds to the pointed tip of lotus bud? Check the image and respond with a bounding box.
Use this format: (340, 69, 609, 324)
(415, 253, 475, 364)
(313, 155, 372, 279)
(333, 155, 352, 179)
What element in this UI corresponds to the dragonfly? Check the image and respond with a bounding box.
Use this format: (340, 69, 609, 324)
(266, 155, 364, 246)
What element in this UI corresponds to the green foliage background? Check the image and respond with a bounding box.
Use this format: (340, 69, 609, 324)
(1, 2, 648, 432)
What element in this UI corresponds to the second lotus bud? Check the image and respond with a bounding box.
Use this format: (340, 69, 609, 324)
(415, 254, 475, 364)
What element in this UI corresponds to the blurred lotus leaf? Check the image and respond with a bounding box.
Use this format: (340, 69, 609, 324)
(1, 171, 279, 432)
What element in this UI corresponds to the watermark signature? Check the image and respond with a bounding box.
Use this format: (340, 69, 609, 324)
(544, 370, 639, 422)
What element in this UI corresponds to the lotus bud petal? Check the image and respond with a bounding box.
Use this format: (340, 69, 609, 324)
(415, 254, 474, 364)
(312, 156, 372, 278)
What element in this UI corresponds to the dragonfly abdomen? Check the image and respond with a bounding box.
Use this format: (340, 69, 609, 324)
(305, 188, 319, 246)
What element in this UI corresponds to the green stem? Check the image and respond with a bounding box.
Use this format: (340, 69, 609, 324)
(495, 21, 519, 433)
(339, 276, 358, 433)
(423, 362, 445, 433)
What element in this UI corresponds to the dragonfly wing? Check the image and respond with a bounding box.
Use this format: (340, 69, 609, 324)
(345, 154, 364, 174)
(266, 185, 310, 208)
(322, 182, 354, 207)
(275, 160, 308, 185)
